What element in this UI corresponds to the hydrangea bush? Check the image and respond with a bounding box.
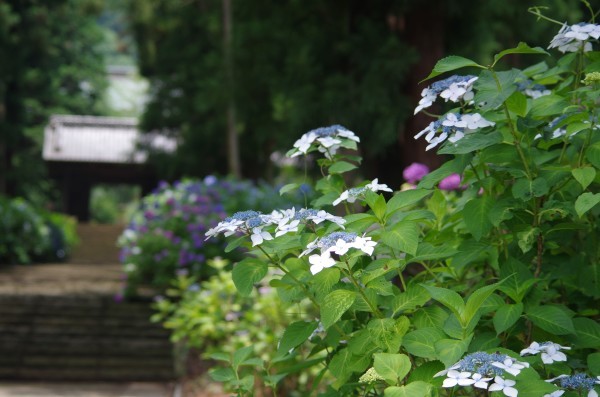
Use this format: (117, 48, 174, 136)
(118, 177, 311, 295)
(203, 9, 600, 396)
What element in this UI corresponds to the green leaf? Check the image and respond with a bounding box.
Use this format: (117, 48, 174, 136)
(527, 305, 576, 335)
(517, 380, 560, 397)
(586, 141, 600, 168)
(572, 167, 596, 190)
(391, 285, 430, 316)
(368, 317, 409, 353)
(412, 306, 449, 329)
(419, 155, 472, 189)
(279, 183, 299, 196)
(233, 346, 254, 368)
(462, 196, 494, 240)
(512, 177, 549, 201)
(435, 336, 472, 367)
(329, 161, 357, 174)
(421, 285, 465, 318)
(311, 267, 340, 300)
(517, 227, 540, 254)
(320, 290, 356, 329)
(232, 258, 268, 296)
(493, 42, 548, 64)
(209, 367, 236, 382)
(403, 328, 446, 359)
(386, 189, 432, 216)
(370, 193, 387, 221)
(373, 353, 411, 385)
(505, 91, 528, 116)
(277, 321, 318, 354)
(380, 221, 419, 256)
(463, 281, 503, 326)
(225, 236, 246, 253)
(575, 192, 600, 217)
(588, 352, 600, 375)
(408, 361, 445, 384)
(474, 69, 519, 110)
(529, 94, 569, 117)
(569, 317, 600, 348)
(328, 348, 354, 383)
(493, 303, 524, 334)
(422, 55, 483, 81)
(438, 130, 502, 155)
(384, 382, 432, 397)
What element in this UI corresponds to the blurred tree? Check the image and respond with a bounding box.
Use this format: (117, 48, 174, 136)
(0, 0, 107, 200)
(130, 0, 582, 185)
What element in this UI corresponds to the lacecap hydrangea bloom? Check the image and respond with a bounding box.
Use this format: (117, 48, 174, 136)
(414, 75, 478, 114)
(545, 374, 600, 397)
(548, 22, 600, 53)
(300, 231, 377, 275)
(205, 208, 345, 247)
(402, 162, 429, 184)
(332, 178, 393, 206)
(414, 112, 495, 151)
(436, 351, 530, 395)
(288, 124, 360, 159)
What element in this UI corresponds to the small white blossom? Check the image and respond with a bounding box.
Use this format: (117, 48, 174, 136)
(415, 112, 494, 151)
(289, 125, 359, 158)
(549, 23, 599, 53)
(250, 227, 273, 246)
(543, 391, 565, 397)
(333, 178, 393, 206)
(472, 373, 493, 389)
(275, 219, 300, 237)
(492, 358, 528, 376)
(414, 75, 478, 114)
(442, 370, 476, 388)
(489, 376, 518, 397)
(308, 252, 337, 275)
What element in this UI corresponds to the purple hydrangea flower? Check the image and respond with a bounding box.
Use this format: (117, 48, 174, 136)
(439, 173, 463, 191)
(403, 163, 430, 184)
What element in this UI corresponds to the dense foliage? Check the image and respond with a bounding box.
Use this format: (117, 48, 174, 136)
(201, 11, 600, 396)
(118, 177, 311, 295)
(0, 197, 78, 264)
(0, 0, 108, 201)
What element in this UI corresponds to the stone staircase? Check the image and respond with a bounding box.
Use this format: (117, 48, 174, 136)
(0, 223, 176, 382)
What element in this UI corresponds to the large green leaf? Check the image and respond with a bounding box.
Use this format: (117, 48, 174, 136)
(474, 69, 520, 110)
(512, 177, 549, 201)
(462, 196, 494, 240)
(588, 352, 600, 375)
(421, 285, 465, 318)
(572, 167, 596, 190)
(232, 257, 268, 296)
(391, 285, 430, 316)
(463, 281, 503, 326)
(328, 161, 357, 174)
(328, 348, 354, 383)
(311, 267, 340, 301)
(277, 321, 318, 355)
(380, 221, 419, 256)
(438, 130, 502, 155)
(568, 318, 600, 348)
(586, 141, 600, 168)
(517, 380, 560, 397)
(529, 94, 569, 117)
(435, 336, 472, 367)
(384, 382, 432, 397)
(373, 353, 411, 385)
(368, 317, 410, 353)
(493, 42, 548, 64)
(493, 303, 523, 334)
(527, 305, 576, 335)
(320, 290, 356, 328)
(422, 55, 483, 81)
(418, 155, 472, 189)
(386, 189, 433, 216)
(575, 192, 600, 217)
(403, 328, 446, 359)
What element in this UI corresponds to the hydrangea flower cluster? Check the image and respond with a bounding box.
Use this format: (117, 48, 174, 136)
(402, 162, 430, 184)
(288, 124, 360, 159)
(436, 351, 530, 396)
(205, 207, 346, 247)
(332, 179, 393, 206)
(548, 23, 600, 53)
(414, 112, 495, 151)
(520, 341, 571, 364)
(358, 367, 385, 384)
(545, 374, 600, 397)
(300, 231, 377, 274)
(414, 75, 478, 114)
(516, 79, 551, 99)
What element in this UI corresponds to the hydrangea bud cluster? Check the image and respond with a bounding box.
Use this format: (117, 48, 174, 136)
(414, 75, 478, 114)
(332, 178, 393, 206)
(359, 367, 385, 384)
(288, 124, 360, 159)
(300, 231, 377, 274)
(549, 23, 600, 53)
(545, 374, 600, 397)
(414, 112, 495, 151)
(205, 207, 346, 247)
(436, 351, 530, 396)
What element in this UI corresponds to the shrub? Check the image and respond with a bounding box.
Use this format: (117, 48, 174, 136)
(203, 10, 600, 396)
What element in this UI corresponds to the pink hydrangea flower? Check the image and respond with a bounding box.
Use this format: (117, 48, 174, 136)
(403, 163, 430, 184)
(439, 173, 464, 191)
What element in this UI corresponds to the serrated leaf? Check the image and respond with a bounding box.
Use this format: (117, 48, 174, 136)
(422, 55, 483, 81)
(225, 236, 246, 253)
(505, 91, 528, 116)
(328, 348, 354, 382)
(572, 167, 596, 190)
(279, 183, 299, 196)
(232, 258, 268, 296)
(438, 131, 502, 155)
(493, 303, 524, 334)
(435, 336, 472, 367)
(209, 367, 236, 382)
(575, 192, 600, 217)
(278, 321, 318, 354)
(386, 189, 432, 216)
(569, 317, 600, 348)
(512, 177, 549, 201)
(329, 161, 357, 174)
(391, 285, 430, 316)
(421, 285, 465, 318)
(311, 267, 340, 300)
(321, 290, 356, 328)
(493, 42, 549, 64)
(586, 141, 600, 168)
(474, 69, 520, 110)
(368, 317, 409, 353)
(462, 196, 494, 240)
(463, 281, 503, 326)
(403, 328, 446, 359)
(413, 306, 449, 329)
(588, 352, 600, 375)
(380, 221, 419, 255)
(233, 346, 254, 368)
(374, 353, 411, 385)
(384, 381, 432, 397)
(527, 305, 576, 335)
(529, 94, 569, 117)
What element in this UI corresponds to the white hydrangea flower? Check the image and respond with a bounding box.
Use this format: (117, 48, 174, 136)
(472, 373, 493, 389)
(415, 112, 494, 151)
(488, 376, 518, 397)
(442, 370, 476, 387)
(333, 178, 393, 206)
(289, 125, 359, 158)
(250, 227, 273, 246)
(308, 252, 337, 275)
(275, 219, 300, 237)
(414, 75, 478, 114)
(492, 358, 529, 376)
(544, 391, 565, 397)
(549, 23, 599, 53)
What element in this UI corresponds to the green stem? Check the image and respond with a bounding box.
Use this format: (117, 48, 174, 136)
(469, 160, 486, 194)
(342, 262, 383, 318)
(527, 7, 565, 25)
